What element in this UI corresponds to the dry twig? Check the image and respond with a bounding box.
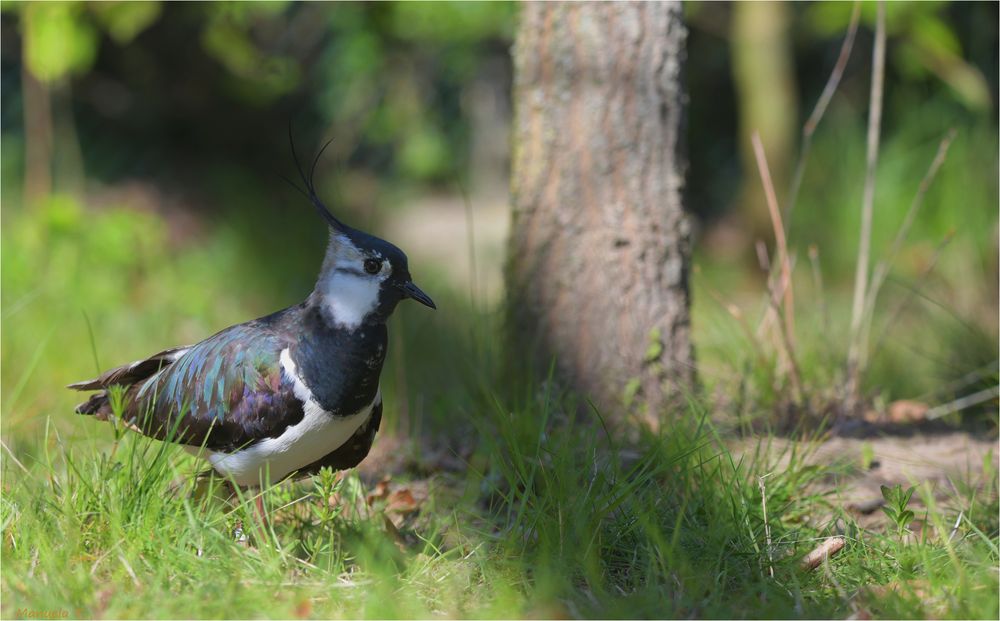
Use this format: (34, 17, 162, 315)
(752, 132, 804, 404)
(800, 536, 846, 571)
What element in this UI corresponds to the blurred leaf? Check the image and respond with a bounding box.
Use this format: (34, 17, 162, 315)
(622, 377, 641, 408)
(242, 0, 290, 17)
(200, 9, 299, 103)
(389, 1, 515, 43)
(23, 1, 99, 83)
(336, 31, 382, 79)
(41, 193, 84, 235)
(910, 11, 961, 57)
(806, 0, 950, 37)
(91, 207, 167, 268)
(645, 327, 664, 363)
(399, 127, 450, 181)
(90, 1, 161, 45)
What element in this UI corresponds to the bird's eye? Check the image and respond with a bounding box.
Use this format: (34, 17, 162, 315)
(363, 259, 381, 275)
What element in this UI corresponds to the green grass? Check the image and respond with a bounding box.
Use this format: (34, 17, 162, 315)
(1, 228, 996, 618)
(3, 358, 998, 618)
(2, 176, 998, 618)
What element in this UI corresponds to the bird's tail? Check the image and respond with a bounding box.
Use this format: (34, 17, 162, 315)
(75, 391, 110, 417)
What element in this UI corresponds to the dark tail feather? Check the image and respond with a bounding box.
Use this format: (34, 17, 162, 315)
(75, 391, 109, 416)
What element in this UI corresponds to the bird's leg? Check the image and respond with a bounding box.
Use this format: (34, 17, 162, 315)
(233, 520, 248, 545)
(222, 481, 250, 545)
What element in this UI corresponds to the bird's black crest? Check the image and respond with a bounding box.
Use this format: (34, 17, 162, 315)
(282, 125, 351, 234)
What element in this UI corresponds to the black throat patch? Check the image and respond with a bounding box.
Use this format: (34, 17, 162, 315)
(293, 306, 388, 415)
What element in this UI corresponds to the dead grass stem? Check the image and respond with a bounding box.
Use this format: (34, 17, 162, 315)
(786, 0, 862, 227)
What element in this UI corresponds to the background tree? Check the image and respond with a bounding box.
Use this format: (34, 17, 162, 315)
(730, 0, 797, 246)
(507, 1, 695, 425)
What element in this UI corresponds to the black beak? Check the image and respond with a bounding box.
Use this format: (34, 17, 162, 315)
(400, 281, 436, 309)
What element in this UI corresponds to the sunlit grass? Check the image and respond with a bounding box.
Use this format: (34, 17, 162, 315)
(4, 368, 997, 618)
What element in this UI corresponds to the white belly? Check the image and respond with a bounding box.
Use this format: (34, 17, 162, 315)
(191, 347, 378, 486)
(202, 397, 376, 486)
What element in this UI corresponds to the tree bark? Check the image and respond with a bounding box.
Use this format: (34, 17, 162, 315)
(507, 1, 694, 425)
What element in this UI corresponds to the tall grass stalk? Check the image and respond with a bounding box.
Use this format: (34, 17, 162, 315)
(846, 0, 887, 406)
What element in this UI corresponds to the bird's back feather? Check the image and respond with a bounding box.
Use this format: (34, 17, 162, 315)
(70, 307, 307, 452)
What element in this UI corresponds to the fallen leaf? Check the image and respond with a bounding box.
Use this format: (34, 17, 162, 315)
(294, 598, 312, 619)
(386, 488, 420, 514)
(888, 400, 929, 424)
(366, 476, 392, 506)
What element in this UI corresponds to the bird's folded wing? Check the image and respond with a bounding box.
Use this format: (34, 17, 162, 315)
(77, 322, 306, 453)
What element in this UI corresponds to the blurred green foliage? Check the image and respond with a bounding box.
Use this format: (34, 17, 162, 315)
(2, 0, 516, 210)
(1, 193, 256, 436)
(200, 1, 300, 103)
(14, 1, 161, 82)
(806, 0, 992, 110)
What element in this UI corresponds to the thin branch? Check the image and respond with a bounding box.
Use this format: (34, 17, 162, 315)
(846, 0, 887, 405)
(926, 386, 1000, 420)
(786, 0, 862, 225)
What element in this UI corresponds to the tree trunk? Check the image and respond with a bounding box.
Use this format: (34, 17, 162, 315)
(731, 0, 798, 244)
(22, 63, 52, 207)
(507, 1, 694, 425)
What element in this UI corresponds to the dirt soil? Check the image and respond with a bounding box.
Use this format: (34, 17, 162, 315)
(733, 422, 998, 529)
(360, 420, 997, 535)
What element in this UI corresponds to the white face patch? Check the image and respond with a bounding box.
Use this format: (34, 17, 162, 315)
(316, 234, 391, 329)
(320, 270, 382, 329)
(194, 348, 379, 486)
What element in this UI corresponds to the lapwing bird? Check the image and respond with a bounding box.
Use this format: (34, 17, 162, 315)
(68, 142, 435, 493)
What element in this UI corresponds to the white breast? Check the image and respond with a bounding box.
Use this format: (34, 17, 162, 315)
(198, 348, 377, 486)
